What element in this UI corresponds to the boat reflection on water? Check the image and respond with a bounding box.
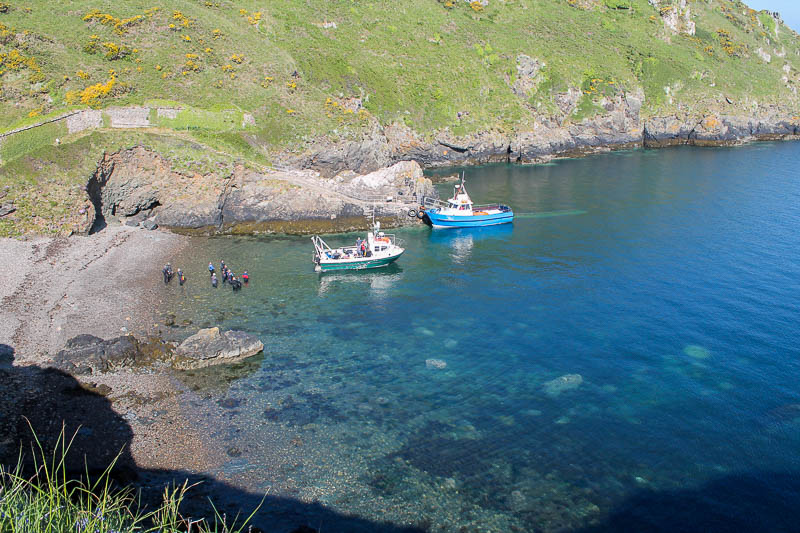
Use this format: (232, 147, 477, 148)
(428, 224, 514, 264)
(316, 263, 404, 296)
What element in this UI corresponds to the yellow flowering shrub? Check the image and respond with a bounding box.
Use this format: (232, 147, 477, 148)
(212, 29, 222, 39)
(172, 10, 194, 27)
(65, 75, 117, 107)
(469, 1, 484, 12)
(230, 53, 244, 63)
(0, 48, 43, 82)
(76, 70, 90, 79)
(82, 10, 146, 35)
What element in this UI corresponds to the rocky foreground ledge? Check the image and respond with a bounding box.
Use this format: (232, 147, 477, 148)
(53, 327, 264, 374)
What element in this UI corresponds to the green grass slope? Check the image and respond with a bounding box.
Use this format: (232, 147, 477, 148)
(0, 0, 798, 138)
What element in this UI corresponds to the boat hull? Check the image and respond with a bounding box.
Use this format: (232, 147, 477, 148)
(425, 210, 514, 228)
(317, 251, 404, 271)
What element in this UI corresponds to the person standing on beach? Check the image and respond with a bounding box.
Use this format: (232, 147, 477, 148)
(162, 263, 173, 284)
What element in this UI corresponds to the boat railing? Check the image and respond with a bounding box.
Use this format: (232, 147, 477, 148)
(374, 233, 400, 246)
(422, 196, 448, 209)
(473, 203, 512, 212)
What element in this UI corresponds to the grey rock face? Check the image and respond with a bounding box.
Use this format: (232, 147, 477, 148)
(141, 218, 158, 230)
(173, 327, 264, 369)
(0, 203, 15, 217)
(512, 54, 544, 98)
(53, 334, 143, 375)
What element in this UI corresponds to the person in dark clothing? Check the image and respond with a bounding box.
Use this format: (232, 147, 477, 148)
(231, 277, 242, 291)
(162, 263, 173, 284)
(178, 269, 186, 286)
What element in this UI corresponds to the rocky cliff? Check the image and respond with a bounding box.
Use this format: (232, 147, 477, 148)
(86, 147, 436, 235)
(278, 97, 800, 175)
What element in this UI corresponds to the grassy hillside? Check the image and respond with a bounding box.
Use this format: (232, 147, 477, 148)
(0, 0, 797, 138)
(1, 0, 799, 236)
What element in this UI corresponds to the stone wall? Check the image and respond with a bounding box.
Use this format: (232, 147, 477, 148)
(66, 110, 103, 134)
(106, 107, 151, 128)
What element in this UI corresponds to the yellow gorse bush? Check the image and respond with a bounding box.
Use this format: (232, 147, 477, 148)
(230, 53, 244, 64)
(82, 10, 147, 35)
(172, 10, 194, 27)
(65, 75, 117, 107)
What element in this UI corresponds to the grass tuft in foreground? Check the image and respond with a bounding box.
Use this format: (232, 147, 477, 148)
(0, 422, 260, 533)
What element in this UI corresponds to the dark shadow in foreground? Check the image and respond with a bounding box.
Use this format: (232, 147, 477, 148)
(572, 471, 800, 533)
(0, 343, 424, 533)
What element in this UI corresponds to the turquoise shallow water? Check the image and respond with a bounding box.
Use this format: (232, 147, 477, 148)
(164, 143, 800, 532)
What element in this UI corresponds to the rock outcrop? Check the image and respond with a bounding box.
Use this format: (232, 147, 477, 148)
(278, 97, 798, 171)
(53, 334, 144, 375)
(52, 329, 264, 373)
(172, 327, 264, 369)
(86, 148, 436, 235)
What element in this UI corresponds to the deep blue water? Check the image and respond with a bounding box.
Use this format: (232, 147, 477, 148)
(166, 143, 800, 532)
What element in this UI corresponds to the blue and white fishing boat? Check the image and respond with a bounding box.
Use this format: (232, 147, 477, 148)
(420, 175, 513, 229)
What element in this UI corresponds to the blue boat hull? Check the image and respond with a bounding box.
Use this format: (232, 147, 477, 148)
(424, 209, 514, 228)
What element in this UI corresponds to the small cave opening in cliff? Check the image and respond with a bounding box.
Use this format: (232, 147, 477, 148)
(86, 171, 106, 235)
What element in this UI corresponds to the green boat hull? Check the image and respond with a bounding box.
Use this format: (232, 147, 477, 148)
(317, 253, 402, 271)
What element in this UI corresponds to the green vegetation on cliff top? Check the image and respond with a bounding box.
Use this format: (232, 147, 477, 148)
(0, 0, 797, 140)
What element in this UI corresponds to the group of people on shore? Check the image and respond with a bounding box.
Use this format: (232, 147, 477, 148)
(161, 260, 249, 291)
(209, 260, 249, 291)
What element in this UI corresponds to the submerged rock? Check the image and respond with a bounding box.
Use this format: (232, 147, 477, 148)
(543, 373, 583, 397)
(173, 327, 263, 369)
(426, 358, 447, 369)
(684, 344, 711, 359)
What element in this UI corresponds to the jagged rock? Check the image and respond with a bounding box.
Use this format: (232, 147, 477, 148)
(512, 54, 544, 98)
(643, 115, 697, 146)
(332, 160, 435, 203)
(141, 218, 158, 230)
(173, 327, 264, 369)
(0, 203, 15, 217)
(53, 334, 144, 375)
(542, 373, 583, 397)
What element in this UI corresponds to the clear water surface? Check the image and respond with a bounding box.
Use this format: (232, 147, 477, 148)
(163, 143, 800, 532)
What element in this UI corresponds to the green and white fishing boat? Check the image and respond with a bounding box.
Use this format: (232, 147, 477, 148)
(312, 221, 404, 272)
